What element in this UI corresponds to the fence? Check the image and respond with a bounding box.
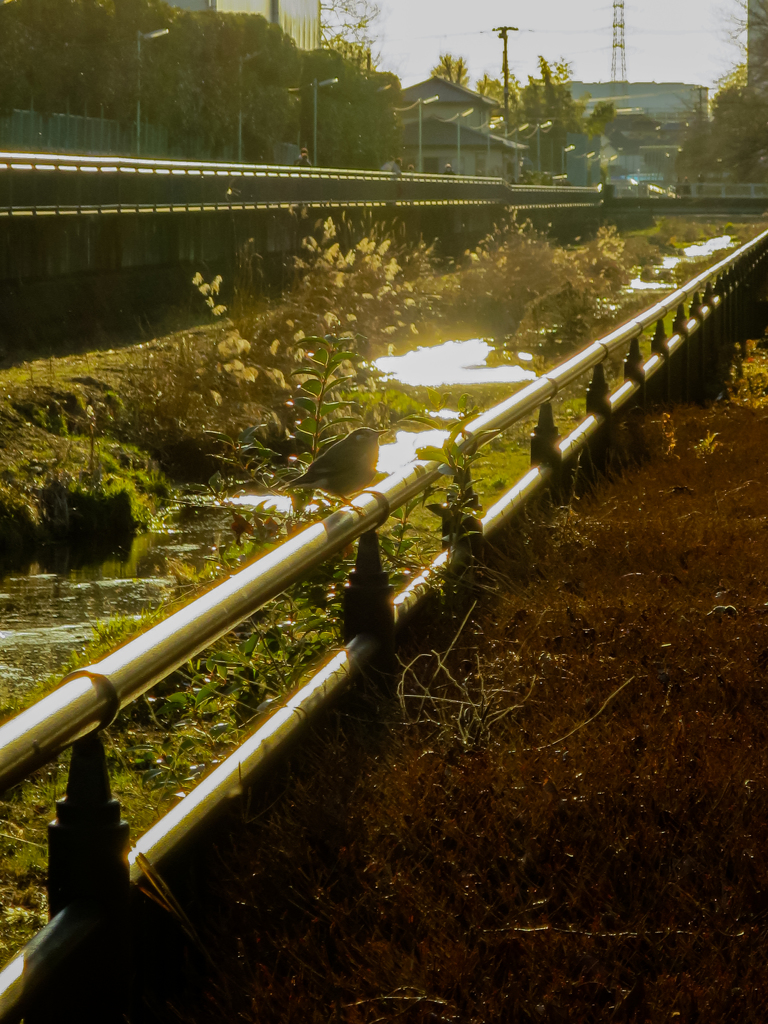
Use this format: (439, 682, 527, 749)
(0, 108, 169, 159)
(0, 227, 767, 1019)
(674, 182, 768, 199)
(0, 109, 237, 163)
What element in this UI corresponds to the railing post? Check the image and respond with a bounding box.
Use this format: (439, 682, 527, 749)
(714, 274, 727, 372)
(439, 466, 483, 600)
(688, 290, 705, 404)
(672, 302, 689, 402)
(701, 280, 718, 397)
(585, 361, 611, 475)
(651, 317, 670, 404)
(724, 268, 736, 359)
(343, 528, 396, 679)
(623, 334, 646, 409)
(531, 401, 562, 502)
(735, 268, 744, 358)
(27, 731, 130, 1023)
(744, 252, 763, 350)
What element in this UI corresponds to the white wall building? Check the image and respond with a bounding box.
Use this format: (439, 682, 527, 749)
(749, 0, 768, 88)
(167, 0, 319, 50)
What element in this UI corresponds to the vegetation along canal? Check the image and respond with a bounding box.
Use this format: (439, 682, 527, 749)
(1, 213, 767, 968)
(0, 217, 758, 702)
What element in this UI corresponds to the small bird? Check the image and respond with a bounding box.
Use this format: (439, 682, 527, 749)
(288, 428, 385, 497)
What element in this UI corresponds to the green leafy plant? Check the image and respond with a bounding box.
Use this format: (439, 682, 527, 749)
(416, 392, 486, 552)
(694, 430, 720, 458)
(290, 335, 361, 464)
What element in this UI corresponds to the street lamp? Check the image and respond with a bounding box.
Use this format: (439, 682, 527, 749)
(446, 107, 473, 174)
(313, 77, 337, 166)
(572, 149, 597, 186)
(606, 150, 618, 183)
(238, 51, 259, 163)
(395, 94, 439, 172)
(535, 119, 553, 175)
(288, 76, 338, 166)
(513, 123, 529, 183)
(136, 28, 169, 157)
(563, 143, 576, 177)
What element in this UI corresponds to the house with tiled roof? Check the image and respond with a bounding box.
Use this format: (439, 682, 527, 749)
(399, 77, 526, 177)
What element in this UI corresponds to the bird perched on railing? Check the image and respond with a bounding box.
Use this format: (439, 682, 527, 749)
(288, 428, 386, 497)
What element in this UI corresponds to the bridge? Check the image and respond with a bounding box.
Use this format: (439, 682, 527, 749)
(0, 150, 603, 340)
(0, 150, 598, 278)
(604, 181, 768, 220)
(3, 150, 764, 342)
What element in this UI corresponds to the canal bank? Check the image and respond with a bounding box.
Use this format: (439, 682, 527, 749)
(0, 216, 761, 700)
(0, 213, 766, 967)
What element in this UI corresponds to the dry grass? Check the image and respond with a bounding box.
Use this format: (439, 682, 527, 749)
(140, 349, 768, 1022)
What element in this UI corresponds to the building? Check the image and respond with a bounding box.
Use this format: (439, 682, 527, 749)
(597, 112, 685, 183)
(570, 81, 709, 121)
(748, 0, 768, 88)
(399, 77, 525, 177)
(400, 118, 524, 177)
(167, 0, 319, 50)
(401, 77, 498, 132)
(569, 82, 708, 184)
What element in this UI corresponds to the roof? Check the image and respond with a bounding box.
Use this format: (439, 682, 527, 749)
(401, 117, 526, 151)
(402, 76, 498, 110)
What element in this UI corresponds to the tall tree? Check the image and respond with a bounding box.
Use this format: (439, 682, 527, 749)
(320, 0, 380, 51)
(296, 49, 401, 168)
(678, 0, 768, 181)
(0, 0, 401, 168)
(679, 82, 768, 181)
(584, 101, 616, 139)
(474, 73, 504, 103)
(431, 53, 470, 85)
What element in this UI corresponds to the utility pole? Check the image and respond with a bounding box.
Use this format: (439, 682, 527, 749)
(493, 25, 518, 132)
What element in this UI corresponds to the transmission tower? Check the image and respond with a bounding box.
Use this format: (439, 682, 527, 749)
(611, 0, 627, 88)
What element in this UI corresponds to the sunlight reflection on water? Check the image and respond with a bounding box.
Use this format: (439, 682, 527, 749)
(629, 235, 734, 292)
(374, 338, 537, 388)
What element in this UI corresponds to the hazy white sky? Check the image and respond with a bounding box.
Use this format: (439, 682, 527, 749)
(377, 0, 742, 91)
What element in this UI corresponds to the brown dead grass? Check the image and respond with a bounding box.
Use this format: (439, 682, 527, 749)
(139, 360, 768, 1022)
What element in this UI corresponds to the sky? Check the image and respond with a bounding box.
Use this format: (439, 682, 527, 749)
(376, 0, 744, 93)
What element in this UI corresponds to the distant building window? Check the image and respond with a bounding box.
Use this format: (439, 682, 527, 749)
(423, 157, 439, 173)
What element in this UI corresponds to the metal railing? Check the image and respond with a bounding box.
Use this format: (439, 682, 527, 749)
(0, 150, 600, 216)
(1, 226, 767, 1020)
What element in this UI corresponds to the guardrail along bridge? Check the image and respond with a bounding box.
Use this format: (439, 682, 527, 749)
(0, 151, 599, 282)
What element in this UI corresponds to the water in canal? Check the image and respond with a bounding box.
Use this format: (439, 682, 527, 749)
(0, 510, 228, 696)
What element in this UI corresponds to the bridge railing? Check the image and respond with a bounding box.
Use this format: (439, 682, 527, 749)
(0, 151, 600, 215)
(1, 227, 767, 1020)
